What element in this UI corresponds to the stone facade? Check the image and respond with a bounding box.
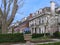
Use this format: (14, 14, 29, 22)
(8, 1, 60, 34)
(29, 8, 51, 34)
(29, 1, 60, 34)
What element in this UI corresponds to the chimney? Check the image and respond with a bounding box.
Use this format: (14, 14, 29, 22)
(50, 1, 55, 16)
(38, 11, 39, 14)
(29, 13, 32, 18)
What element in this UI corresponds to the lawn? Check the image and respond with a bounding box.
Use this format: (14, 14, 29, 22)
(31, 36, 53, 43)
(37, 42, 60, 45)
(32, 36, 51, 41)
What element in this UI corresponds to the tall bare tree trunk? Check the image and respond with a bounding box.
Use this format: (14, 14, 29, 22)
(0, 0, 24, 34)
(2, 23, 7, 34)
(2, 18, 7, 34)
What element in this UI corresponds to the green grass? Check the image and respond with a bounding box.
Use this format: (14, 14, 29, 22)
(37, 42, 60, 45)
(32, 36, 50, 41)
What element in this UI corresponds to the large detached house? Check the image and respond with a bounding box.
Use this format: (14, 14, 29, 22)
(8, 1, 60, 34)
(29, 1, 60, 34)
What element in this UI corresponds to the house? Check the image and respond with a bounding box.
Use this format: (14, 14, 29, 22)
(8, 21, 20, 33)
(19, 14, 32, 33)
(8, 1, 60, 34)
(29, 1, 60, 34)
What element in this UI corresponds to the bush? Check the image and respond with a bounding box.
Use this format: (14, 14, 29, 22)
(53, 31, 60, 38)
(32, 33, 50, 38)
(32, 33, 44, 38)
(45, 33, 50, 36)
(0, 33, 25, 43)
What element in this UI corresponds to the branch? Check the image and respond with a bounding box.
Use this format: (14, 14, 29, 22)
(0, 8, 3, 26)
(2, 0, 7, 21)
(3, 0, 6, 9)
(18, 0, 24, 8)
(0, 8, 3, 15)
(7, 0, 18, 26)
(6, 0, 12, 19)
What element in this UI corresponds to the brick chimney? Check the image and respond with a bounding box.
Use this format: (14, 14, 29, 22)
(38, 11, 39, 14)
(29, 13, 32, 18)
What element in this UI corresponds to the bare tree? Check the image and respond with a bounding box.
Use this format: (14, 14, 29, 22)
(54, 0, 60, 7)
(0, 0, 24, 34)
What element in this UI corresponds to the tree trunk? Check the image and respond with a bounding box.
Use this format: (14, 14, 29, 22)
(0, 0, 23, 34)
(2, 24, 7, 34)
(2, 19, 7, 34)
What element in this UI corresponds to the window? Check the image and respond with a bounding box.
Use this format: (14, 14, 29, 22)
(35, 28, 36, 34)
(30, 21, 34, 27)
(39, 18, 41, 24)
(35, 18, 38, 25)
(32, 28, 34, 33)
(41, 18, 42, 23)
(39, 28, 41, 33)
(42, 19, 44, 24)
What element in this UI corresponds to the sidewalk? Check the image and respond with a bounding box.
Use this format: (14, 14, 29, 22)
(34, 39, 60, 45)
(11, 39, 60, 45)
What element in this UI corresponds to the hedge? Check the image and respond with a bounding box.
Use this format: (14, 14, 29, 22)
(53, 31, 60, 38)
(32, 33, 50, 38)
(0, 33, 25, 43)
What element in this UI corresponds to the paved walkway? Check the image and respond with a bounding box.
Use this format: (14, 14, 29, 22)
(11, 43, 35, 45)
(11, 39, 60, 45)
(11, 42, 35, 45)
(34, 39, 60, 45)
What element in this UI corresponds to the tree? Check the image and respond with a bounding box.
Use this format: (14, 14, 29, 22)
(0, 0, 24, 34)
(55, 0, 60, 7)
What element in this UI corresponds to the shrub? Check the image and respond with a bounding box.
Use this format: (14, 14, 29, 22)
(32, 33, 44, 38)
(53, 31, 60, 38)
(0, 33, 25, 43)
(32, 33, 50, 38)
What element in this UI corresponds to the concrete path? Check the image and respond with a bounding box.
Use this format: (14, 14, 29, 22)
(9, 39, 60, 45)
(11, 43, 35, 45)
(34, 39, 60, 45)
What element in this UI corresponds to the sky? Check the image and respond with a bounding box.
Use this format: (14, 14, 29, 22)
(0, 0, 60, 23)
(13, 0, 51, 22)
